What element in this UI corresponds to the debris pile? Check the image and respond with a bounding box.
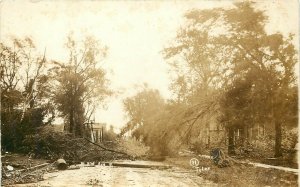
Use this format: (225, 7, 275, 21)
(1, 126, 149, 185)
(2, 157, 79, 185)
(2, 161, 55, 186)
(22, 126, 133, 163)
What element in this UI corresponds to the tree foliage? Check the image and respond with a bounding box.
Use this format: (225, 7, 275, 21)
(1, 35, 111, 152)
(51, 35, 111, 137)
(162, 2, 298, 156)
(122, 86, 165, 139)
(1, 38, 54, 152)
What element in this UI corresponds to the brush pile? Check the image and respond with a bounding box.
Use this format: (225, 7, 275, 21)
(21, 126, 138, 163)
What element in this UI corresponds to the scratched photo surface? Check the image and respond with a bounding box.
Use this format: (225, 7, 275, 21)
(1, 0, 298, 186)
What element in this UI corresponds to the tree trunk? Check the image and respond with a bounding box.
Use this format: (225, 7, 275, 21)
(69, 109, 74, 135)
(75, 120, 82, 137)
(274, 121, 282, 157)
(228, 127, 235, 155)
(28, 79, 35, 108)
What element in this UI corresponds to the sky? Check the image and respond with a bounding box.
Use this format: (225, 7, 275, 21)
(1, 0, 298, 132)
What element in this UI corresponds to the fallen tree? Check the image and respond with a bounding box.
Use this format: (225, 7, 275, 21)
(21, 125, 144, 163)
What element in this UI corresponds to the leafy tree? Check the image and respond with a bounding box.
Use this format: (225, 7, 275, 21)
(1, 38, 54, 151)
(122, 86, 165, 137)
(220, 2, 297, 156)
(164, 2, 298, 156)
(122, 86, 167, 153)
(52, 35, 111, 137)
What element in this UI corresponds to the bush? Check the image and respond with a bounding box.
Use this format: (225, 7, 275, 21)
(22, 125, 74, 159)
(1, 108, 46, 152)
(282, 127, 298, 153)
(117, 137, 149, 158)
(249, 134, 275, 158)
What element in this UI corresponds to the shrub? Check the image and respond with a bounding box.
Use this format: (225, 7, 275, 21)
(282, 127, 298, 153)
(21, 125, 73, 159)
(250, 134, 275, 158)
(117, 137, 149, 158)
(1, 108, 46, 152)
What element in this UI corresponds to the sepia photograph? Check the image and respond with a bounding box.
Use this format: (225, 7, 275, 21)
(0, 0, 299, 186)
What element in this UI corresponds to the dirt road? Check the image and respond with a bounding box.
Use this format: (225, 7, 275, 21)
(14, 161, 216, 187)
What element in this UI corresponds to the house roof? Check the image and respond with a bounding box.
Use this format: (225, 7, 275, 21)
(92, 123, 106, 130)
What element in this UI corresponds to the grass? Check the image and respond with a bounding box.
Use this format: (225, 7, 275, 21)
(165, 156, 298, 187)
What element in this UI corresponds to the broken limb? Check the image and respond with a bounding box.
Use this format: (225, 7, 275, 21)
(83, 138, 131, 157)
